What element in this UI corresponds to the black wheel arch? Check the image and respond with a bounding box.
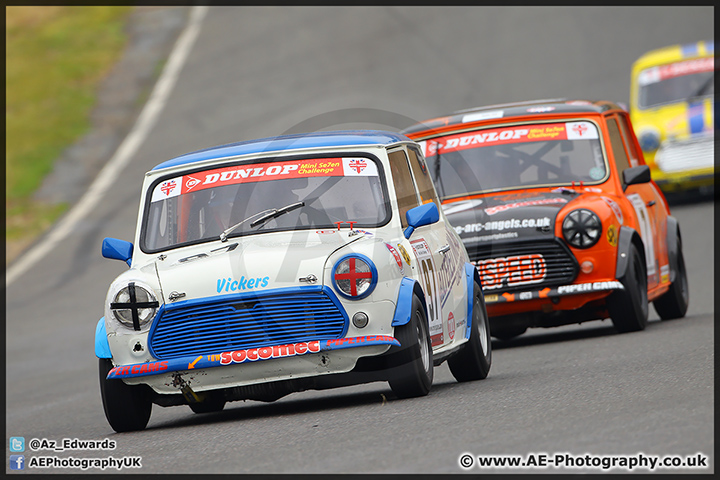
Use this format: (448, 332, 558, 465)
(412, 281, 429, 322)
(615, 226, 646, 283)
(665, 216, 681, 284)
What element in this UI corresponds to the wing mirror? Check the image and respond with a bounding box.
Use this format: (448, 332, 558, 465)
(102, 238, 133, 267)
(623, 165, 651, 189)
(404, 202, 440, 239)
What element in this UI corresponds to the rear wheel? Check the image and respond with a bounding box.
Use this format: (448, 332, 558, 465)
(387, 295, 433, 398)
(448, 284, 492, 382)
(99, 358, 152, 432)
(653, 234, 689, 320)
(608, 244, 648, 333)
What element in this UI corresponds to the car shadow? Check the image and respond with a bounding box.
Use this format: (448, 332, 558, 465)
(145, 384, 419, 431)
(142, 319, 665, 431)
(490, 321, 622, 350)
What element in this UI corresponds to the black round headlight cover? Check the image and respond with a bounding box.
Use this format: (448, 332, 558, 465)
(562, 209, 602, 249)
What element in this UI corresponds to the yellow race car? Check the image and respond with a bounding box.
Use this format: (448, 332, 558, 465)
(630, 40, 714, 193)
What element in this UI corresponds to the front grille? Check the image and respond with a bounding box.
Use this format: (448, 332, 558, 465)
(149, 290, 347, 359)
(656, 135, 714, 173)
(468, 239, 578, 292)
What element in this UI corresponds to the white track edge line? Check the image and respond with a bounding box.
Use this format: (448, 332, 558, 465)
(6, 5, 209, 287)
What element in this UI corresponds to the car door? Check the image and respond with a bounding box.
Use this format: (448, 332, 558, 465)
(606, 114, 664, 289)
(388, 148, 445, 348)
(407, 145, 467, 346)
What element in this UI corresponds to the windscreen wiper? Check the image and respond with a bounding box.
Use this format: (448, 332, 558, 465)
(249, 201, 305, 229)
(219, 208, 274, 242)
(219, 201, 306, 242)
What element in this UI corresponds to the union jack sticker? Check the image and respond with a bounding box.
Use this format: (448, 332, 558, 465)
(151, 176, 183, 202)
(566, 121, 598, 140)
(342, 158, 378, 176)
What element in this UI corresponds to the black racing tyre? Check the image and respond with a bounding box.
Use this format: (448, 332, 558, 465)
(99, 358, 152, 432)
(387, 295, 433, 398)
(608, 244, 648, 333)
(189, 396, 226, 414)
(653, 234, 689, 320)
(448, 283, 492, 382)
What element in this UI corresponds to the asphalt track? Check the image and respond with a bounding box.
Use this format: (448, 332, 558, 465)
(5, 6, 714, 474)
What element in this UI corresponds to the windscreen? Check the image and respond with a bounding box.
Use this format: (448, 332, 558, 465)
(637, 57, 714, 109)
(418, 121, 607, 198)
(142, 156, 389, 252)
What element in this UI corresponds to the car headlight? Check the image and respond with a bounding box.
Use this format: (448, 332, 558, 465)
(332, 254, 377, 300)
(562, 209, 602, 249)
(637, 128, 661, 153)
(109, 282, 159, 330)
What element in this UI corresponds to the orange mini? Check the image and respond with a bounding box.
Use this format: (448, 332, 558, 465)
(403, 99, 688, 339)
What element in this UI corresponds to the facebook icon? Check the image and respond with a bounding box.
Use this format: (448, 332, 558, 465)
(10, 455, 25, 470)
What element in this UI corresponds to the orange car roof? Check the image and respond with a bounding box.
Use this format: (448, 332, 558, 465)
(402, 99, 625, 137)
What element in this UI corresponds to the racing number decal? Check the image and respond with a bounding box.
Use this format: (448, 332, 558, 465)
(627, 193, 656, 277)
(410, 239, 443, 346)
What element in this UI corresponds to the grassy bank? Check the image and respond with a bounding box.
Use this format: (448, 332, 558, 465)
(6, 6, 133, 262)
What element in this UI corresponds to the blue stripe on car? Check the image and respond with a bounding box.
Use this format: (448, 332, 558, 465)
(152, 130, 412, 170)
(688, 101, 705, 134)
(681, 42, 698, 57)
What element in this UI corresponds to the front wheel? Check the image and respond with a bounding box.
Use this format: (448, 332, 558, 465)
(387, 295, 433, 398)
(608, 244, 648, 333)
(448, 283, 492, 381)
(99, 358, 152, 432)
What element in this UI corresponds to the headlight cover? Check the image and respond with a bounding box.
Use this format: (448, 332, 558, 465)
(637, 128, 661, 153)
(110, 281, 159, 330)
(332, 254, 377, 300)
(562, 209, 602, 249)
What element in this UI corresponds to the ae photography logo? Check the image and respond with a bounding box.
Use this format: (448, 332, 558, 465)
(458, 451, 710, 472)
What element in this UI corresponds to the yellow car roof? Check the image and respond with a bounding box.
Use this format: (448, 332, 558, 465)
(632, 40, 714, 73)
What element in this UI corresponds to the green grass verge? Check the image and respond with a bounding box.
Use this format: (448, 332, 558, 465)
(6, 6, 133, 246)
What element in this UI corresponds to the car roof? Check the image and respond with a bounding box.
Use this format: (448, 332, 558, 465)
(152, 130, 411, 170)
(401, 99, 625, 136)
(632, 40, 714, 71)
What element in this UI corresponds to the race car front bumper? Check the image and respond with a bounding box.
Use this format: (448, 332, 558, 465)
(116, 336, 398, 395)
(483, 280, 624, 304)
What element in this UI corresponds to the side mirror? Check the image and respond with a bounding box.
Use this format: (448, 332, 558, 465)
(623, 165, 651, 189)
(102, 238, 133, 267)
(404, 202, 440, 239)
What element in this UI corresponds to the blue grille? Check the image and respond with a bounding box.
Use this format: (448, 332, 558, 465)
(148, 287, 348, 359)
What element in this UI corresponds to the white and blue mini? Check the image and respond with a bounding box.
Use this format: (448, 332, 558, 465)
(96, 130, 491, 432)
